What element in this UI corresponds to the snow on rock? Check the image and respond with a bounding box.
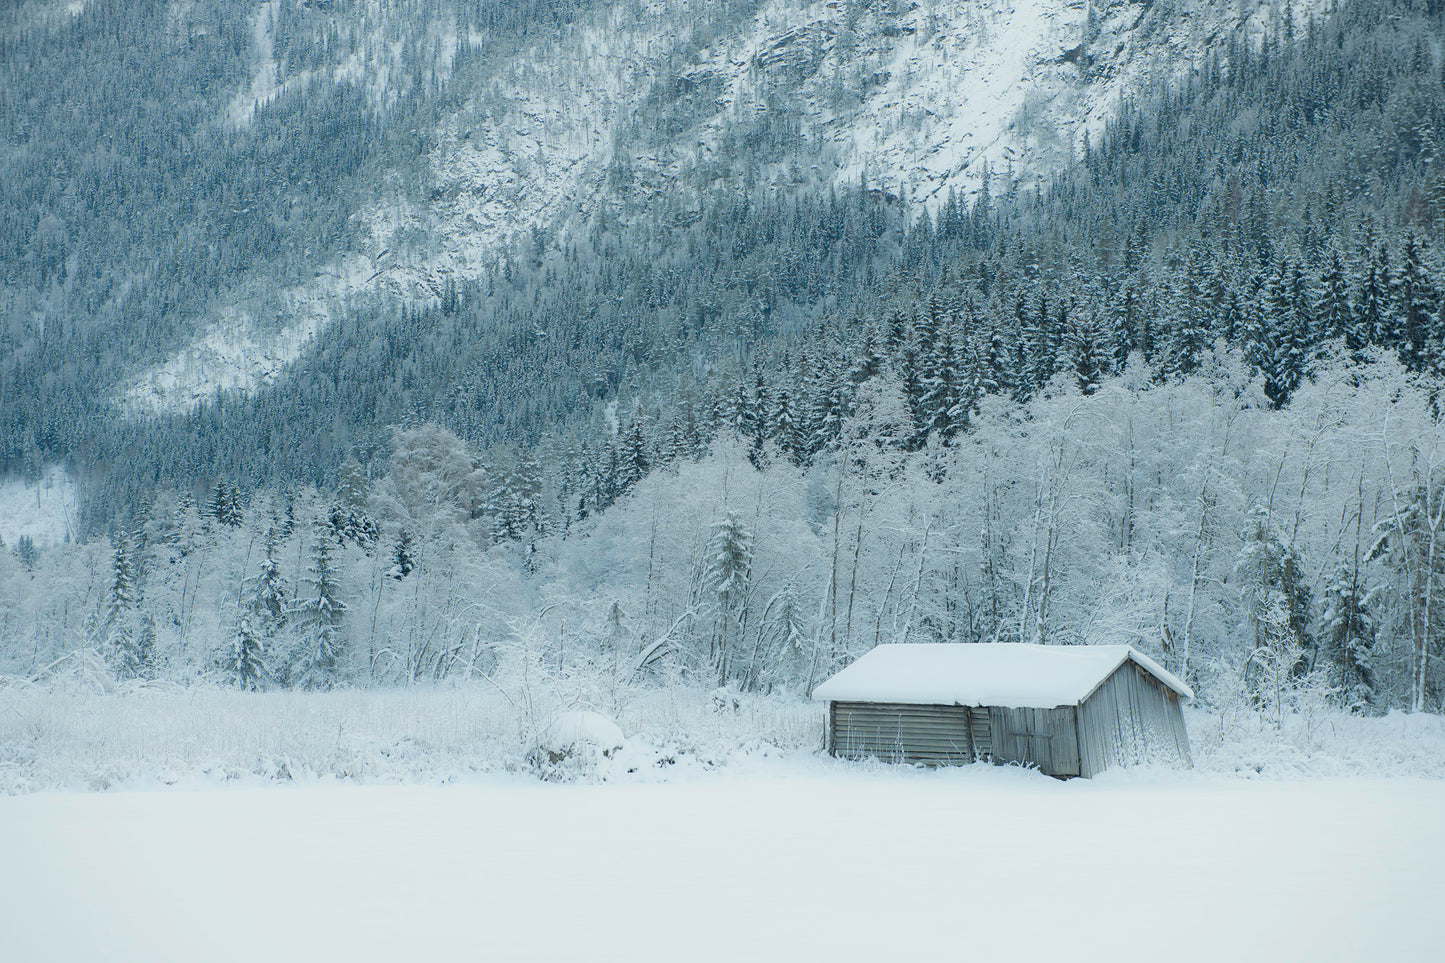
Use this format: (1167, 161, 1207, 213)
(225, 2, 300, 130)
(0, 467, 79, 549)
(543, 711, 626, 754)
(121, 257, 371, 416)
(530, 710, 627, 782)
(811, 642, 1192, 708)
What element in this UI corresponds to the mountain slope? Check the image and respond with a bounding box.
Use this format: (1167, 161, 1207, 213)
(0, 0, 1420, 519)
(89, 0, 1305, 414)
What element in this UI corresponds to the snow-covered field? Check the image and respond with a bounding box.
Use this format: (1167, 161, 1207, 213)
(2, 683, 1443, 959)
(1, 769, 1440, 962)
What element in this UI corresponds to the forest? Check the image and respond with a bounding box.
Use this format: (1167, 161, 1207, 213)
(2, 0, 1445, 719)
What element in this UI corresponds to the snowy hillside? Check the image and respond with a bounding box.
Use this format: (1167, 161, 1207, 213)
(0, 468, 78, 550)
(121, 0, 1310, 415)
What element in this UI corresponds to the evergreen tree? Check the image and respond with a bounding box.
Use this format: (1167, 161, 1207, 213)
(1356, 243, 1395, 347)
(922, 329, 966, 437)
(1221, 288, 1246, 346)
(1320, 561, 1377, 709)
(769, 388, 797, 463)
(221, 617, 268, 691)
(897, 342, 929, 448)
(207, 482, 229, 525)
(616, 417, 651, 494)
(389, 530, 416, 580)
(289, 519, 348, 689)
(1241, 282, 1273, 378)
(702, 510, 753, 687)
(490, 449, 544, 542)
(104, 531, 149, 679)
(330, 502, 379, 549)
(660, 416, 690, 467)
(208, 481, 244, 528)
(15, 535, 37, 571)
(1317, 250, 1352, 342)
(1065, 312, 1110, 395)
(811, 379, 850, 456)
(1166, 255, 1211, 377)
(1397, 235, 1437, 371)
(251, 527, 287, 630)
(1258, 261, 1312, 405)
(849, 324, 885, 384)
(336, 456, 369, 512)
(604, 600, 628, 653)
(977, 328, 1012, 398)
(1106, 285, 1138, 370)
(221, 526, 287, 689)
(1019, 294, 1058, 395)
(745, 372, 770, 442)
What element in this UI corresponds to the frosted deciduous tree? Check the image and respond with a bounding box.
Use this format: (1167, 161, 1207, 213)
(378, 424, 489, 533)
(1370, 479, 1445, 713)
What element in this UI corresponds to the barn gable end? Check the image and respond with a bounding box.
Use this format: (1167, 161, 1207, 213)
(1076, 660, 1192, 777)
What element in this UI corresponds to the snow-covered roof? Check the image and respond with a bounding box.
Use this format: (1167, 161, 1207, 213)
(811, 643, 1193, 709)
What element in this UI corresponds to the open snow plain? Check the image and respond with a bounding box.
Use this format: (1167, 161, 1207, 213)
(2, 686, 1443, 961)
(2, 765, 1442, 962)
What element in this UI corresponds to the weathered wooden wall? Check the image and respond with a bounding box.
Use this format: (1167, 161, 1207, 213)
(830, 702, 986, 766)
(828, 656, 1191, 777)
(1076, 662, 1192, 777)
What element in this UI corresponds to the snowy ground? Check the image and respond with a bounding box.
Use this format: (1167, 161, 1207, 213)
(1, 768, 1440, 962)
(0, 467, 78, 549)
(3, 683, 1442, 958)
(0, 682, 823, 793)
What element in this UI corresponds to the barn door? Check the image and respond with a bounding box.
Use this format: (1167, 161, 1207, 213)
(987, 707, 1079, 777)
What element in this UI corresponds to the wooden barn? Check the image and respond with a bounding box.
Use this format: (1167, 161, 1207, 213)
(812, 643, 1192, 777)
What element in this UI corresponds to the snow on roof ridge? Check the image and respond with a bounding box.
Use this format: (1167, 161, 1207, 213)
(1116, 646, 1194, 701)
(811, 642, 1193, 709)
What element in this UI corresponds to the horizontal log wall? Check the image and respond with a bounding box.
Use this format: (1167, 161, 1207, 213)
(830, 702, 982, 766)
